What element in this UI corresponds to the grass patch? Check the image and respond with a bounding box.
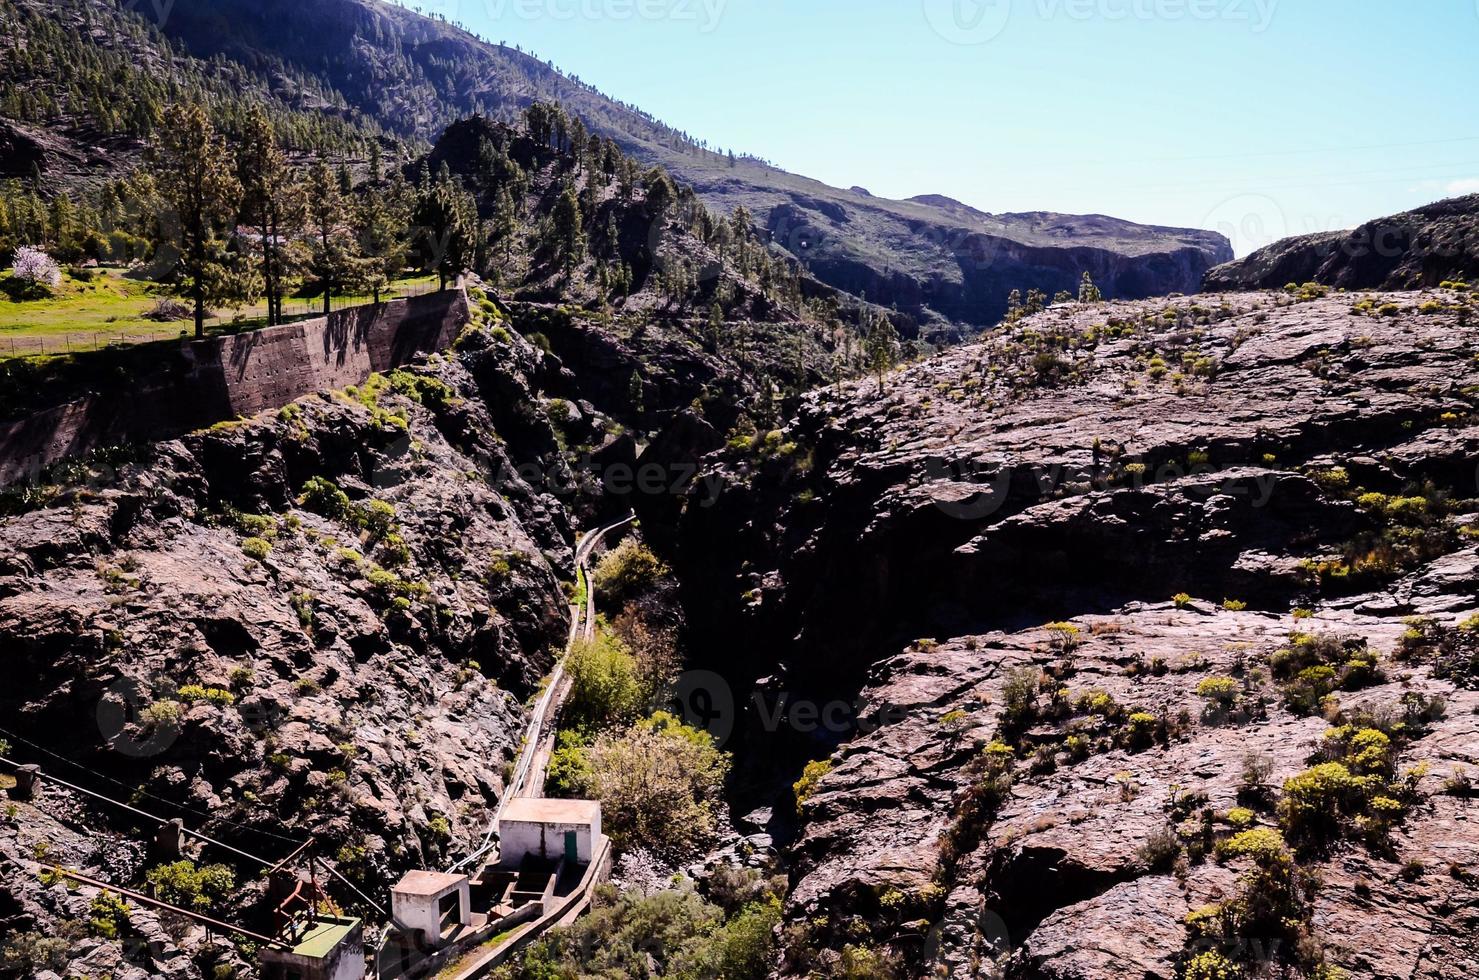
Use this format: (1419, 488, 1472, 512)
(0, 269, 440, 357)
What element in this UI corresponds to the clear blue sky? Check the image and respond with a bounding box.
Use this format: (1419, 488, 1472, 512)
(402, 0, 1479, 255)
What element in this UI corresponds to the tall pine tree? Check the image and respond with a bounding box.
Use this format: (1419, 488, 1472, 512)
(150, 103, 243, 337)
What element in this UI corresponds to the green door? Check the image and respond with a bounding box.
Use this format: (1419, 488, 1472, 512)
(564, 830, 579, 864)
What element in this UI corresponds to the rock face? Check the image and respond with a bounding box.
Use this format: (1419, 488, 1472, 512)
(0, 318, 582, 977)
(671, 285, 1479, 976)
(1204, 194, 1479, 292)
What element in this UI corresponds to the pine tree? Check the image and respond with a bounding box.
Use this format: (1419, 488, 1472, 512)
(628, 369, 645, 422)
(150, 102, 244, 337)
(707, 302, 723, 354)
(305, 158, 359, 314)
(1078, 271, 1102, 303)
(552, 183, 584, 273)
(238, 105, 301, 325)
(413, 166, 476, 291)
(491, 186, 518, 262)
(355, 176, 410, 303)
(864, 311, 899, 398)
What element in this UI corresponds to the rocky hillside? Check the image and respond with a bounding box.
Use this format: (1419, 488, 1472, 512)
(0, 0, 1231, 336)
(670, 284, 1479, 977)
(1204, 194, 1479, 292)
(0, 295, 610, 978)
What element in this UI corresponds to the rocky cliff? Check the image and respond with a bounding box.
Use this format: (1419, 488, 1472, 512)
(671, 284, 1479, 977)
(0, 299, 589, 978)
(1204, 195, 1479, 292)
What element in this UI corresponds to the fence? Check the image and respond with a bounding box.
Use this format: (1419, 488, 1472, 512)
(0, 279, 444, 359)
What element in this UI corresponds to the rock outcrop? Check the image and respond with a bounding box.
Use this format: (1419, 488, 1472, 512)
(671, 285, 1479, 977)
(1204, 194, 1479, 292)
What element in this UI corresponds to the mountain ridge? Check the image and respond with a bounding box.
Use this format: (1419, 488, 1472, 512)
(0, 0, 1233, 334)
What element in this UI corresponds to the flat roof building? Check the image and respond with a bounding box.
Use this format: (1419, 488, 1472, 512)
(497, 799, 602, 866)
(390, 870, 472, 949)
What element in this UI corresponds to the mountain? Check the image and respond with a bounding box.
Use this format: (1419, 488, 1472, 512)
(0, 0, 1232, 335)
(1204, 193, 1479, 291)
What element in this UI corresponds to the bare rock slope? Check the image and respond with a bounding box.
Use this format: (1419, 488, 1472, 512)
(0, 308, 582, 978)
(674, 285, 1479, 977)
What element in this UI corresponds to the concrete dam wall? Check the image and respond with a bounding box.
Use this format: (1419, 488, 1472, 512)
(0, 288, 470, 485)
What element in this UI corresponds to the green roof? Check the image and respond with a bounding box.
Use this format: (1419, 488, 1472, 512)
(290, 917, 361, 959)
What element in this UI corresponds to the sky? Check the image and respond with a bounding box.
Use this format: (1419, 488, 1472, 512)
(398, 0, 1479, 255)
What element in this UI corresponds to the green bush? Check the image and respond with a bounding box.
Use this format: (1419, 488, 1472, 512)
(177, 685, 235, 707)
(793, 758, 833, 812)
(998, 667, 1041, 735)
(241, 537, 272, 561)
(509, 883, 776, 980)
(1196, 676, 1239, 707)
(564, 631, 648, 732)
(299, 477, 352, 521)
(145, 860, 235, 912)
(562, 713, 729, 857)
(88, 889, 131, 938)
(1277, 762, 1377, 846)
(592, 538, 670, 607)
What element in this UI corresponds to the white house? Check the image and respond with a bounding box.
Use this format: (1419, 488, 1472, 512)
(390, 870, 471, 948)
(497, 798, 602, 866)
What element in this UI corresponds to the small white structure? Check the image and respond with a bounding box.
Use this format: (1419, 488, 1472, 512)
(390, 870, 471, 947)
(497, 798, 602, 865)
(260, 916, 364, 980)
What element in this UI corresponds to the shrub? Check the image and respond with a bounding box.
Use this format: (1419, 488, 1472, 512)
(241, 537, 272, 561)
(143, 296, 191, 321)
(998, 666, 1041, 735)
(793, 759, 833, 811)
(1278, 762, 1377, 847)
(1182, 951, 1244, 980)
(299, 477, 352, 521)
(510, 884, 774, 980)
(140, 700, 182, 729)
(1226, 807, 1255, 828)
(1196, 676, 1240, 718)
(359, 499, 398, 541)
(547, 730, 594, 798)
(568, 713, 729, 858)
(1138, 823, 1181, 871)
(1222, 598, 1247, 612)
(88, 889, 131, 938)
(145, 860, 235, 912)
(177, 685, 235, 707)
(564, 631, 648, 732)
(1216, 828, 1289, 864)
(1126, 711, 1157, 749)
(0, 929, 75, 974)
(592, 538, 670, 607)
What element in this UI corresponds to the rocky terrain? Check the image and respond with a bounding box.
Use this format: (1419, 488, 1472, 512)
(1204, 195, 1479, 293)
(0, 0, 1232, 338)
(669, 284, 1479, 977)
(0, 296, 607, 978)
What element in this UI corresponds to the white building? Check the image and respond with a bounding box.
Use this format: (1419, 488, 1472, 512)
(390, 870, 472, 948)
(497, 798, 602, 866)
